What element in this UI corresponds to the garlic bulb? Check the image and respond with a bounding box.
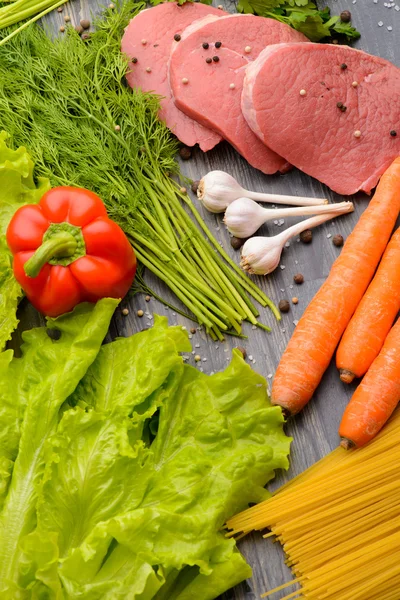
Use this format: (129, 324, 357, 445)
(224, 198, 353, 239)
(197, 170, 328, 214)
(241, 205, 354, 276)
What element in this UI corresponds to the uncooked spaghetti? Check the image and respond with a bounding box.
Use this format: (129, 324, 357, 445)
(226, 412, 400, 600)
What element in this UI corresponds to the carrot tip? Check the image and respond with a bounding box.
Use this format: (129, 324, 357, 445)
(339, 369, 355, 384)
(340, 437, 355, 450)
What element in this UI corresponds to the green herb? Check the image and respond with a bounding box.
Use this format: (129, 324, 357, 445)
(0, 131, 50, 349)
(0, 312, 291, 596)
(0, 1, 279, 341)
(236, 0, 360, 42)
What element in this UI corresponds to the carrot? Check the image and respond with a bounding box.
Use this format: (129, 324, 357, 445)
(339, 317, 400, 448)
(337, 227, 400, 384)
(271, 157, 400, 416)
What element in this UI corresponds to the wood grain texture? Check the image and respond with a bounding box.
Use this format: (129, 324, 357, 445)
(12, 1, 399, 597)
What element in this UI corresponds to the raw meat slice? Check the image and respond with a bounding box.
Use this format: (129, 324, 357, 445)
(242, 43, 400, 195)
(169, 14, 308, 174)
(121, 3, 225, 151)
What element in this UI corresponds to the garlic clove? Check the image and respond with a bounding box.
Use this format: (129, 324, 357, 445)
(224, 197, 266, 238)
(241, 236, 283, 275)
(197, 170, 246, 213)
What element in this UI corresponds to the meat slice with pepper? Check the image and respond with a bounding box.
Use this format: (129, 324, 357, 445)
(169, 14, 308, 175)
(121, 2, 226, 151)
(242, 43, 400, 195)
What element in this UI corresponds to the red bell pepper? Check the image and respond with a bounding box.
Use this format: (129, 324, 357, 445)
(6, 187, 137, 317)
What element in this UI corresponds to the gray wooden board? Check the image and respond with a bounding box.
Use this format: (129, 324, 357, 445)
(12, 1, 400, 598)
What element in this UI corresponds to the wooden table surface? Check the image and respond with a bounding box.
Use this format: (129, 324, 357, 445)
(14, 1, 399, 598)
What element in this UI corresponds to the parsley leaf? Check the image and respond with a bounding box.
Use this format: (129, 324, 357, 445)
(234, 0, 361, 42)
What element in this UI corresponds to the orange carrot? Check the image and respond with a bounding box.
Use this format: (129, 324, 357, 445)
(337, 227, 400, 384)
(339, 318, 400, 448)
(271, 157, 400, 416)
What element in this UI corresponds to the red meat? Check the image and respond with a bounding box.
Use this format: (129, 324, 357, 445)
(121, 3, 225, 151)
(242, 43, 400, 195)
(169, 14, 308, 174)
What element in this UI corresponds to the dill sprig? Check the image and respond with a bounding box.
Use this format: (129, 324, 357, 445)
(0, 0, 279, 339)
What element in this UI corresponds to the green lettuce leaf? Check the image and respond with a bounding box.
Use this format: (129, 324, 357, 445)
(22, 317, 290, 599)
(0, 299, 118, 596)
(0, 131, 50, 350)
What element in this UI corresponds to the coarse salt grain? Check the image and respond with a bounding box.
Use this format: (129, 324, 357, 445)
(267, 374, 273, 379)
(274, 220, 278, 225)
(295, 260, 299, 265)
(252, 325, 257, 330)
(327, 233, 332, 238)
(285, 242, 290, 248)
(280, 264, 286, 270)
(248, 355, 253, 361)
(280, 288, 285, 292)
(388, 25, 393, 30)
(378, 20, 384, 26)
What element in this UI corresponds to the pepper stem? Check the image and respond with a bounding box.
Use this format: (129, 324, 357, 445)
(24, 232, 78, 278)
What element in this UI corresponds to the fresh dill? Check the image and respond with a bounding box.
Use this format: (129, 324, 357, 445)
(0, 0, 279, 339)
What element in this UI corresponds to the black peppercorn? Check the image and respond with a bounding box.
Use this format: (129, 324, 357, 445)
(206, 57, 212, 64)
(75, 25, 84, 34)
(230, 236, 245, 250)
(333, 234, 344, 247)
(191, 180, 200, 194)
(390, 130, 397, 137)
(215, 41, 222, 48)
(202, 42, 209, 49)
(279, 299, 290, 313)
(47, 328, 62, 341)
(190, 327, 197, 334)
(340, 10, 351, 22)
(293, 273, 304, 285)
(132, 57, 138, 64)
(179, 146, 192, 160)
(300, 229, 313, 244)
(340, 63, 348, 70)
(236, 346, 247, 359)
(212, 56, 220, 63)
(174, 33, 181, 42)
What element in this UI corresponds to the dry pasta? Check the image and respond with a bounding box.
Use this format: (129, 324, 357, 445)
(226, 411, 400, 600)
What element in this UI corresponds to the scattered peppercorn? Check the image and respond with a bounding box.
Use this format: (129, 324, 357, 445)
(293, 273, 304, 284)
(340, 63, 347, 70)
(390, 130, 397, 137)
(179, 146, 192, 160)
(145, 295, 151, 302)
(47, 328, 61, 340)
(137, 309, 144, 317)
(206, 57, 212, 64)
(194, 354, 201, 362)
(215, 41, 222, 48)
(174, 34, 181, 42)
(63, 14, 70, 22)
(146, 67, 152, 73)
(122, 308, 129, 316)
(75, 25, 84, 34)
(230, 236, 245, 250)
(190, 327, 197, 334)
(300, 229, 312, 244)
(191, 180, 200, 194)
(80, 19, 90, 29)
(57, 5, 63, 11)
(235, 346, 247, 359)
(292, 297, 299, 305)
(114, 125, 121, 132)
(81, 33, 90, 40)
(333, 234, 344, 247)
(59, 25, 65, 32)
(202, 42, 209, 49)
(132, 57, 138, 64)
(212, 56, 219, 63)
(109, 3, 115, 8)
(279, 299, 290, 313)
(354, 130, 361, 138)
(340, 10, 351, 22)
(336, 101, 347, 112)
